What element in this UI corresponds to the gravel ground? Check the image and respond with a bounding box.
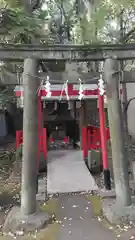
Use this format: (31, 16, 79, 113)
(93, 171, 135, 196)
(93, 172, 114, 189)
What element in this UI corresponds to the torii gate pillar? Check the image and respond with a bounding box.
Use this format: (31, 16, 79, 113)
(21, 59, 39, 215)
(104, 58, 131, 206)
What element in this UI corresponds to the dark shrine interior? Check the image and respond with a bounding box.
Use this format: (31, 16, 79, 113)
(44, 101, 80, 148)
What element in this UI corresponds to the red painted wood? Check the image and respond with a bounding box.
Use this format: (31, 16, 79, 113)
(98, 93, 109, 169)
(82, 127, 88, 159)
(15, 89, 122, 98)
(16, 130, 23, 148)
(16, 128, 47, 173)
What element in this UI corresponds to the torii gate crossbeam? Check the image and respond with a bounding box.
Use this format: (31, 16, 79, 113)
(1, 43, 135, 60)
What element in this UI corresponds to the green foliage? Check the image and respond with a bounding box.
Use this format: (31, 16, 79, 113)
(10, 9, 47, 43)
(0, 0, 49, 107)
(1, 0, 135, 44)
(73, 0, 135, 44)
(0, 8, 49, 43)
(3, 0, 135, 45)
(1, 0, 135, 107)
(2, 0, 22, 8)
(0, 86, 16, 108)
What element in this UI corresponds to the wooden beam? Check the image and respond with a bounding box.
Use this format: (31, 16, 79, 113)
(1, 70, 135, 85)
(0, 71, 100, 85)
(1, 43, 135, 60)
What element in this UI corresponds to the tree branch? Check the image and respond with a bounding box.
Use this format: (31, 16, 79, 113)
(21, 0, 42, 13)
(123, 27, 135, 43)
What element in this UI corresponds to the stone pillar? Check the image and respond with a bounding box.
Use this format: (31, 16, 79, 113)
(21, 59, 39, 215)
(104, 58, 131, 206)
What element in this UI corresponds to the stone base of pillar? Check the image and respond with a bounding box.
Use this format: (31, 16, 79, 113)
(3, 206, 52, 235)
(102, 197, 135, 224)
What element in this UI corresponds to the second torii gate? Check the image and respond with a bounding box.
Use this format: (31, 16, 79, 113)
(14, 81, 114, 190)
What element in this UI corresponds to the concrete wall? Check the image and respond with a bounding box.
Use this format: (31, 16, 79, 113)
(126, 83, 135, 143)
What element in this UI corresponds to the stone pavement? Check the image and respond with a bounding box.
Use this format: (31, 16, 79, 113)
(36, 150, 118, 239)
(38, 150, 98, 198)
(43, 194, 117, 240)
(5, 149, 134, 239)
(2, 193, 135, 240)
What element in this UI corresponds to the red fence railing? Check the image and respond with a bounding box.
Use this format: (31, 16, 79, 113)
(82, 126, 110, 159)
(16, 128, 47, 172)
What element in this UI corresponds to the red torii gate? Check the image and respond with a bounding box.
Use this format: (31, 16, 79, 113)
(14, 82, 122, 189)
